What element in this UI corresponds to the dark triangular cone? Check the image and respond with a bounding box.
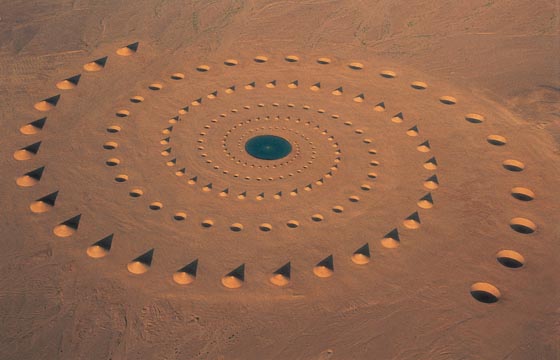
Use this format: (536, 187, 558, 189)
(22, 141, 42, 154)
(45, 95, 60, 106)
(289, 80, 299, 87)
(167, 158, 176, 165)
(209, 90, 218, 97)
(420, 193, 433, 203)
(166, 126, 174, 132)
(37, 191, 59, 206)
(375, 101, 385, 109)
(316, 255, 334, 271)
(27, 166, 45, 180)
(408, 125, 419, 133)
(385, 228, 400, 241)
(419, 140, 431, 148)
(257, 192, 264, 198)
(125, 42, 139, 52)
(392, 112, 404, 120)
(27, 117, 47, 130)
(311, 82, 321, 90)
(93, 56, 108, 67)
(333, 86, 343, 94)
(424, 157, 438, 169)
(66, 74, 81, 85)
(161, 137, 170, 143)
(62, 214, 81, 229)
(354, 243, 370, 257)
(94, 234, 113, 251)
(273, 262, 291, 278)
(247, 81, 255, 87)
(176, 168, 186, 175)
(204, 183, 213, 189)
(170, 115, 179, 122)
(228, 85, 236, 91)
(133, 248, 154, 266)
(226, 264, 245, 281)
(354, 93, 365, 101)
(406, 211, 421, 223)
(426, 174, 439, 184)
(423, 174, 439, 190)
(181, 106, 189, 113)
(178, 259, 198, 277)
(189, 176, 198, 183)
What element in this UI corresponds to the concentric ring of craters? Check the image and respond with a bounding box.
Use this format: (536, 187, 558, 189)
(13, 45, 552, 305)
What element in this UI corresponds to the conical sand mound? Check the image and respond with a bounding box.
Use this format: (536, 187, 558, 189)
(269, 262, 291, 286)
(173, 259, 198, 285)
(221, 264, 245, 289)
(313, 255, 334, 278)
(127, 249, 154, 275)
(52, 215, 81, 238)
(86, 234, 113, 259)
(351, 244, 370, 265)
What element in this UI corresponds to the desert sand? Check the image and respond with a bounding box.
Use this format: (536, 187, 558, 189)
(1, 1, 559, 359)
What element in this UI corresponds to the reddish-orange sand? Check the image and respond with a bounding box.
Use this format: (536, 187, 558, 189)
(1, 1, 559, 359)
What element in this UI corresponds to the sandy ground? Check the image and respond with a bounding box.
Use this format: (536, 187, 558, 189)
(1, 1, 559, 359)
